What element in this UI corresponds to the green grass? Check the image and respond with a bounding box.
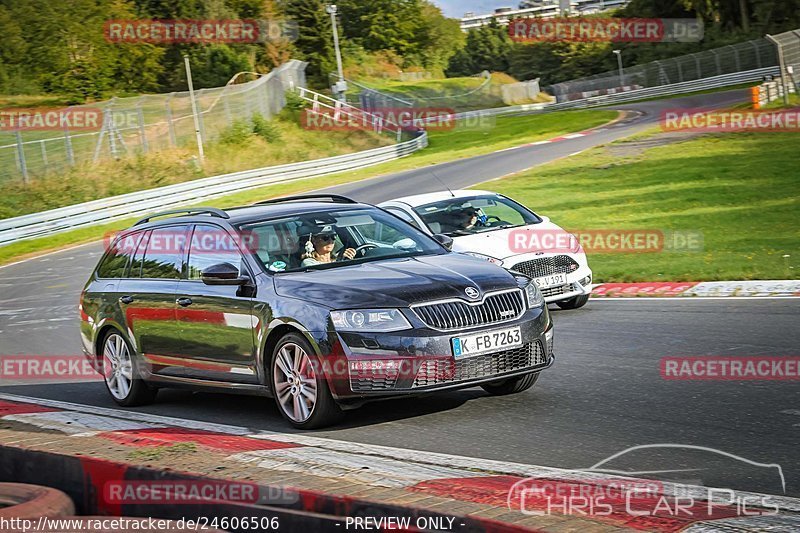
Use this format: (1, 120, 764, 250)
(0, 113, 391, 219)
(480, 132, 799, 281)
(0, 108, 617, 265)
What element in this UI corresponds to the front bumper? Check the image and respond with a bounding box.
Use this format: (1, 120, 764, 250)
(504, 253, 592, 303)
(322, 305, 553, 401)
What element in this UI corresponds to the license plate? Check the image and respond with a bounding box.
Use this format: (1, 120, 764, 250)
(452, 326, 522, 359)
(533, 273, 566, 288)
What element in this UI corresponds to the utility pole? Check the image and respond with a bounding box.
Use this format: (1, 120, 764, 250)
(326, 4, 347, 101)
(613, 50, 624, 88)
(184, 55, 205, 165)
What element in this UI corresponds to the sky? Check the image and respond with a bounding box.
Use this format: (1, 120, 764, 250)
(433, 0, 511, 18)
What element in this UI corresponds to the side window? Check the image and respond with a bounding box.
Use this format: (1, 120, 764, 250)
(187, 225, 245, 280)
(96, 233, 139, 279)
(127, 231, 150, 279)
(140, 226, 188, 280)
(385, 207, 422, 230)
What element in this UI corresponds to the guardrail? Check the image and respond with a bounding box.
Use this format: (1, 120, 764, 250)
(0, 66, 777, 247)
(0, 132, 427, 246)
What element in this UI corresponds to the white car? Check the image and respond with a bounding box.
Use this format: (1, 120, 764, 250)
(380, 190, 592, 309)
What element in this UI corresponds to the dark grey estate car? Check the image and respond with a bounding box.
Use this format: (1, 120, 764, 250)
(80, 195, 555, 428)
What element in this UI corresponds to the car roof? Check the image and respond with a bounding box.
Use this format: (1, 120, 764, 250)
(122, 201, 375, 235)
(382, 189, 497, 207)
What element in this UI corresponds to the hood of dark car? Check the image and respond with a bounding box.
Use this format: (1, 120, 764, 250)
(273, 254, 520, 309)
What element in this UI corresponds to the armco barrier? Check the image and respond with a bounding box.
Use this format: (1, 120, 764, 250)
(0, 66, 775, 247)
(0, 444, 519, 533)
(0, 132, 427, 246)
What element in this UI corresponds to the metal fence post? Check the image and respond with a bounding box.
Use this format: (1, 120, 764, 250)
(165, 94, 177, 147)
(710, 50, 721, 75)
(14, 131, 28, 184)
(766, 34, 790, 106)
(64, 127, 74, 166)
(40, 140, 48, 171)
(137, 97, 148, 153)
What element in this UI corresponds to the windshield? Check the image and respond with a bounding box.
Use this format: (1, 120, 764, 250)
(412, 195, 541, 237)
(239, 207, 445, 273)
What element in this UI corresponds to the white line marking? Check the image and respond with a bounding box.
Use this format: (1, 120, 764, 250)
(563, 133, 585, 139)
(0, 240, 102, 271)
(3, 411, 162, 435)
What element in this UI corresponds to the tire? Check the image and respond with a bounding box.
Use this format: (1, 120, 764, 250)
(556, 294, 590, 310)
(270, 332, 343, 429)
(0, 483, 75, 519)
(100, 330, 157, 407)
(481, 372, 539, 395)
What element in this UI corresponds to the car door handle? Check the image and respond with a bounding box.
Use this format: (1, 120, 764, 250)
(119, 295, 134, 304)
(176, 297, 193, 307)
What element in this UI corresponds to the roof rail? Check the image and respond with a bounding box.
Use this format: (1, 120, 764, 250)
(133, 207, 230, 226)
(253, 194, 357, 206)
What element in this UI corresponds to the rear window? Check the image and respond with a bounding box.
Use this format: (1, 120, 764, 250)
(96, 232, 142, 279)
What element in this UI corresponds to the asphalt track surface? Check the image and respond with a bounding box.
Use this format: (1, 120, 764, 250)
(1, 89, 798, 497)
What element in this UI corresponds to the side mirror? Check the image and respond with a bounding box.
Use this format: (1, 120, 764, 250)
(432, 233, 454, 251)
(201, 262, 249, 286)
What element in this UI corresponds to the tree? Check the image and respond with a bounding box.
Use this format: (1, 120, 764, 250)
(284, 0, 335, 87)
(446, 20, 513, 76)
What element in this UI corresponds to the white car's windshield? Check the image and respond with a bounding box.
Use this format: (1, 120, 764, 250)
(239, 208, 445, 273)
(412, 195, 541, 237)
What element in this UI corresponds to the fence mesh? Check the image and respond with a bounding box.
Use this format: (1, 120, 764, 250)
(0, 60, 307, 184)
(549, 38, 779, 101)
(770, 29, 800, 93)
(344, 72, 540, 112)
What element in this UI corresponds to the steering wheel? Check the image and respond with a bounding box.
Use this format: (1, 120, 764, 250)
(348, 243, 379, 258)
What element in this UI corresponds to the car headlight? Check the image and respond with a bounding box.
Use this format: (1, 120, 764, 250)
(463, 252, 504, 266)
(331, 309, 411, 332)
(524, 281, 544, 308)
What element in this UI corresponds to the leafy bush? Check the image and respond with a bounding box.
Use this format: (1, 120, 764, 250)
(218, 120, 253, 145)
(252, 114, 282, 143)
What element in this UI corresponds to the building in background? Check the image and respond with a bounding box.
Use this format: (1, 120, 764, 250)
(459, 0, 629, 31)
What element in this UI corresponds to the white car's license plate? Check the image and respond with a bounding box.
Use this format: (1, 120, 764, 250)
(533, 273, 566, 288)
(452, 326, 522, 359)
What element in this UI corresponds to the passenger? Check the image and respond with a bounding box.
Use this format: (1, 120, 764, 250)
(300, 225, 356, 268)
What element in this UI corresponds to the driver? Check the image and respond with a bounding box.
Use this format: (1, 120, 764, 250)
(300, 225, 356, 267)
(455, 207, 480, 230)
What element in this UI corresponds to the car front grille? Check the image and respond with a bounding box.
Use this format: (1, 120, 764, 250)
(412, 342, 546, 388)
(412, 289, 525, 331)
(511, 255, 578, 279)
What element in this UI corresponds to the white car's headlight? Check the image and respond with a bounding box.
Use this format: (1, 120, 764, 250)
(331, 309, 411, 332)
(463, 252, 504, 266)
(524, 281, 544, 308)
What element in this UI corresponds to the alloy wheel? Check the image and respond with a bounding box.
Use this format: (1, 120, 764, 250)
(273, 342, 317, 423)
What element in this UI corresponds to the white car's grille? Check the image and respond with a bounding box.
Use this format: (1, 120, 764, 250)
(511, 255, 578, 279)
